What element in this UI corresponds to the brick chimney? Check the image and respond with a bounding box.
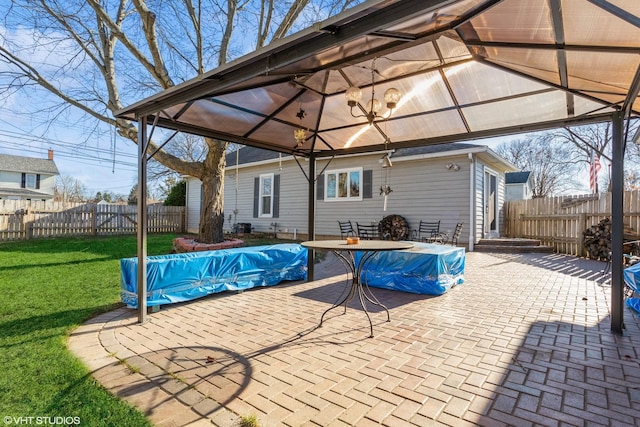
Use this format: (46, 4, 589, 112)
(48, 149, 54, 160)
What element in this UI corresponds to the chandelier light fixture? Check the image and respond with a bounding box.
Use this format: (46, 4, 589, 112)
(345, 58, 402, 125)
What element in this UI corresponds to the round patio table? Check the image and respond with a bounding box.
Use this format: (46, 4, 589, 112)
(301, 239, 413, 337)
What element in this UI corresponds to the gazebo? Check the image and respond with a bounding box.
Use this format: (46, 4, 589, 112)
(117, 0, 640, 333)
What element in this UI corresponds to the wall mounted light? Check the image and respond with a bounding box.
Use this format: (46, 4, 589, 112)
(446, 163, 460, 171)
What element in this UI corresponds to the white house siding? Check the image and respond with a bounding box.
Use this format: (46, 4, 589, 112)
(0, 171, 20, 190)
(39, 175, 55, 195)
(0, 171, 56, 199)
(185, 179, 201, 233)
(505, 184, 524, 201)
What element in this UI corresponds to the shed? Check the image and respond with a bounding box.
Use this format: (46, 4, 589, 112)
(505, 171, 533, 201)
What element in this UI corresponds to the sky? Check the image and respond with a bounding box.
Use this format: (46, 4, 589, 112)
(0, 106, 140, 198)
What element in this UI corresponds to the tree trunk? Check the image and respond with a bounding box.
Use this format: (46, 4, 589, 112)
(199, 139, 227, 243)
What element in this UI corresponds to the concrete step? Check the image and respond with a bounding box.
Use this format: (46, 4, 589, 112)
(475, 238, 554, 253)
(477, 238, 544, 246)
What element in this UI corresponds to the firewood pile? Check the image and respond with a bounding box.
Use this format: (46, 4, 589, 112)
(583, 218, 611, 260)
(379, 214, 409, 241)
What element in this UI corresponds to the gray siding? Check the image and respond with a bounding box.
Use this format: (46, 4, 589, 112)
(225, 160, 309, 236)
(313, 154, 471, 242)
(187, 148, 514, 248)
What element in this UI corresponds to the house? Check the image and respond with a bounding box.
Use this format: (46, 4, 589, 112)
(505, 171, 533, 201)
(185, 143, 517, 250)
(0, 150, 59, 201)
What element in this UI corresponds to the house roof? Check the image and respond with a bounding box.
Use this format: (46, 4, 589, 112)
(117, 0, 640, 159)
(226, 142, 501, 167)
(505, 171, 532, 184)
(0, 154, 59, 175)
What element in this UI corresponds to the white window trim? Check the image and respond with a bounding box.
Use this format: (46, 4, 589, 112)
(325, 167, 363, 201)
(258, 173, 274, 218)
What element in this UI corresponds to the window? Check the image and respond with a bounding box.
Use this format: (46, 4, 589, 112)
(325, 168, 362, 201)
(258, 173, 273, 217)
(21, 173, 40, 189)
(25, 174, 36, 188)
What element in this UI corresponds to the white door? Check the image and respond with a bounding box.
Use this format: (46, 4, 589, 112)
(484, 170, 498, 237)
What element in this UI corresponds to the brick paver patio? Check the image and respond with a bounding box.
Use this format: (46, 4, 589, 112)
(69, 251, 640, 426)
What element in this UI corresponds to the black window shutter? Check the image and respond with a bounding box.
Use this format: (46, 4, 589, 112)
(363, 169, 373, 199)
(316, 174, 324, 200)
(273, 174, 280, 218)
(21, 173, 26, 188)
(36, 174, 40, 189)
(253, 177, 259, 218)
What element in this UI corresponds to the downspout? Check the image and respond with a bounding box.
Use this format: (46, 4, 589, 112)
(468, 152, 474, 251)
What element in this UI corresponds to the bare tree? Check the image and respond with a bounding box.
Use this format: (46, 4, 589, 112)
(0, 0, 354, 243)
(54, 174, 87, 202)
(550, 121, 640, 191)
(498, 121, 640, 196)
(496, 133, 583, 197)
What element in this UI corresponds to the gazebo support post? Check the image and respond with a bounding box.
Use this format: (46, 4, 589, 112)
(137, 116, 149, 324)
(611, 111, 624, 334)
(307, 152, 316, 281)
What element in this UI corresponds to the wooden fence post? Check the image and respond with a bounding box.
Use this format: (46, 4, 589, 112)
(577, 213, 586, 257)
(25, 209, 32, 240)
(91, 204, 97, 236)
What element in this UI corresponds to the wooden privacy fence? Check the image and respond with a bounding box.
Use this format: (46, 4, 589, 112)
(0, 200, 185, 241)
(504, 191, 640, 256)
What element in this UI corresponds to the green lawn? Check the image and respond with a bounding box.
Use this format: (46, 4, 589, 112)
(0, 235, 177, 426)
(0, 234, 301, 426)
(0, 235, 184, 426)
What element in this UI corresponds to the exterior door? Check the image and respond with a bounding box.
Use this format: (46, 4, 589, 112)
(484, 170, 498, 237)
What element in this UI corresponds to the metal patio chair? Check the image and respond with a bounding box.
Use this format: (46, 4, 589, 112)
(442, 222, 463, 246)
(413, 220, 444, 243)
(357, 222, 379, 240)
(337, 220, 356, 239)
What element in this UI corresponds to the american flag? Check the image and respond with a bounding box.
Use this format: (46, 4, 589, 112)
(590, 151, 601, 193)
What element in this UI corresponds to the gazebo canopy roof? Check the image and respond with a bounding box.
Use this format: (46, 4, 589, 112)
(117, 0, 640, 158)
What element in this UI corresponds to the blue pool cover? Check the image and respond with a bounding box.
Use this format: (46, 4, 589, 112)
(624, 262, 640, 314)
(357, 242, 465, 295)
(121, 243, 308, 308)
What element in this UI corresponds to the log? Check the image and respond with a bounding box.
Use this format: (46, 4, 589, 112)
(583, 218, 611, 260)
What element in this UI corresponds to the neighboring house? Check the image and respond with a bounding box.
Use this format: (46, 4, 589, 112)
(185, 143, 517, 250)
(505, 171, 533, 201)
(0, 150, 59, 201)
